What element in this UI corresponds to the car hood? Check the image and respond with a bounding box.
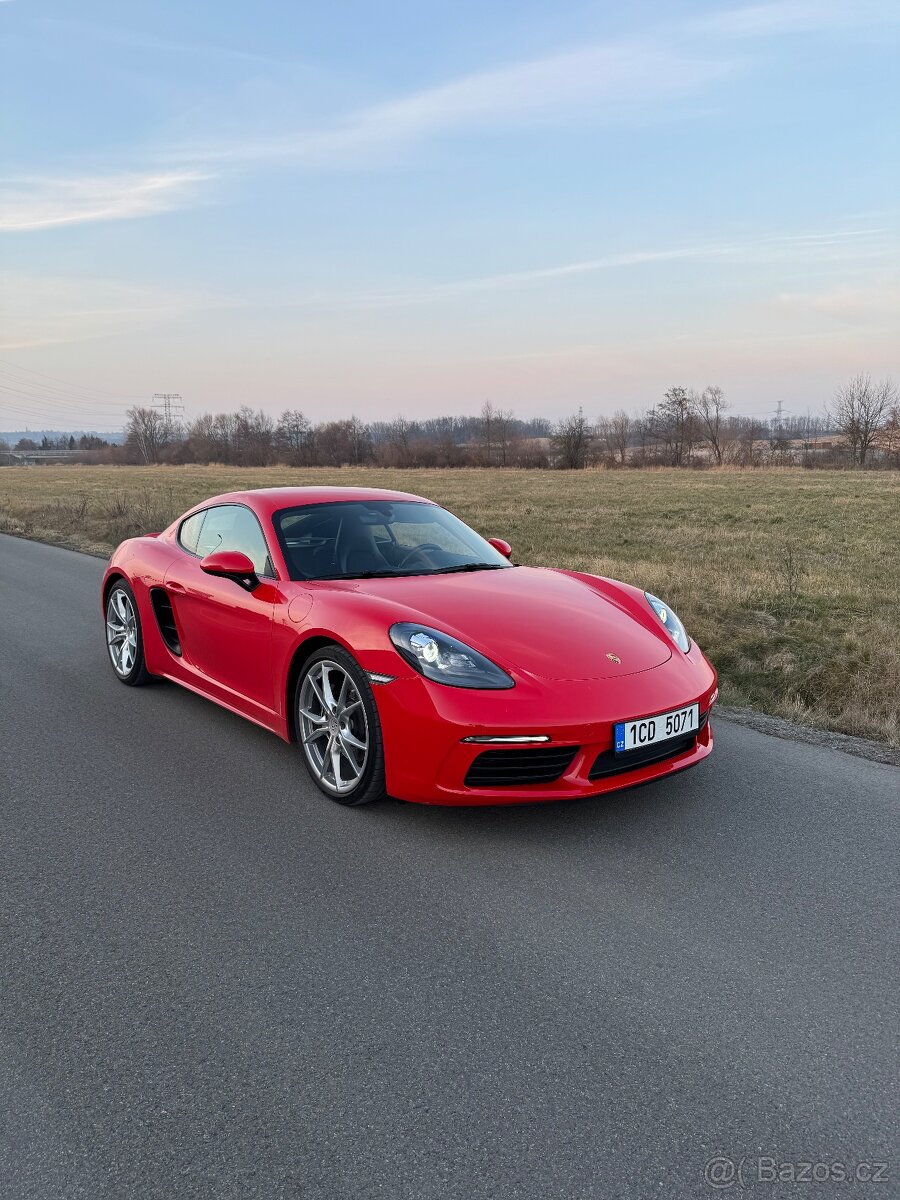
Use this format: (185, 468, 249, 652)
(348, 566, 672, 680)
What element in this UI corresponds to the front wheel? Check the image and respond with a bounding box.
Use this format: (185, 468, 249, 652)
(296, 646, 386, 806)
(105, 581, 152, 686)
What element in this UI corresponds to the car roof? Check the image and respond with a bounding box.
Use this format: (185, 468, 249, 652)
(194, 486, 436, 519)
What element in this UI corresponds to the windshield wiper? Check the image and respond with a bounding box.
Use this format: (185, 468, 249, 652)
(311, 563, 510, 581)
(427, 563, 510, 575)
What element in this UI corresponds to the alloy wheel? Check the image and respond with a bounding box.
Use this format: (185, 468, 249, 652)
(298, 659, 369, 795)
(106, 588, 138, 677)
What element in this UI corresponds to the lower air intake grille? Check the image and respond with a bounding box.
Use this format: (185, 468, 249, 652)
(464, 745, 578, 788)
(588, 709, 708, 780)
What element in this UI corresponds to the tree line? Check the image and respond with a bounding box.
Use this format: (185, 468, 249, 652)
(118, 406, 555, 470)
(3, 374, 897, 469)
(4, 433, 113, 453)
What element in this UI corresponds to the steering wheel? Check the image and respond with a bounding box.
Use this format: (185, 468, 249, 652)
(397, 543, 444, 569)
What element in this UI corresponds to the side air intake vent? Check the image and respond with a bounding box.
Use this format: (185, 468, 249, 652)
(149, 588, 182, 656)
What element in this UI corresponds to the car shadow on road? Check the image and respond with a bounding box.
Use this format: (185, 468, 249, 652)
(372, 758, 720, 854)
(141, 675, 720, 855)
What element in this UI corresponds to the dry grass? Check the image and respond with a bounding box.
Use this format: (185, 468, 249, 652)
(2, 464, 898, 745)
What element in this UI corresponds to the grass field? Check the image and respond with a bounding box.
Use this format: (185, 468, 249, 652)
(2, 464, 898, 745)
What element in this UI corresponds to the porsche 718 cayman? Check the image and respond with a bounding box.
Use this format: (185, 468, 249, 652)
(101, 487, 717, 805)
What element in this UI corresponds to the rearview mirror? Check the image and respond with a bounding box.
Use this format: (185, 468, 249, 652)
(199, 549, 259, 590)
(487, 537, 512, 560)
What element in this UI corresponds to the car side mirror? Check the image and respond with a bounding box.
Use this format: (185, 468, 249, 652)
(199, 549, 259, 590)
(487, 537, 513, 560)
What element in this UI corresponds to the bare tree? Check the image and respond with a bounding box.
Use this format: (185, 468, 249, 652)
(347, 416, 371, 466)
(731, 416, 766, 466)
(875, 404, 900, 468)
(494, 407, 515, 466)
(210, 411, 238, 461)
(597, 409, 632, 465)
(631, 409, 654, 465)
(480, 401, 496, 465)
(552, 409, 593, 469)
(831, 374, 897, 466)
(182, 413, 218, 463)
(275, 409, 311, 463)
(377, 415, 414, 467)
(692, 386, 730, 465)
(421, 415, 466, 466)
(125, 406, 169, 464)
(647, 387, 696, 466)
(233, 407, 275, 466)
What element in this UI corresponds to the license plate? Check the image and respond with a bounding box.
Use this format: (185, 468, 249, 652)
(614, 703, 699, 753)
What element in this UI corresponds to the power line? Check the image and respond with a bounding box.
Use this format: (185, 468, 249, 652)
(0, 389, 128, 420)
(0, 372, 135, 412)
(0, 357, 144, 402)
(0, 397, 128, 425)
(0, 393, 127, 417)
(0, 357, 142, 430)
(0, 377, 131, 412)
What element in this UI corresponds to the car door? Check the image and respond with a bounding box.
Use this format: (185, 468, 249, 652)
(164, 504, 278, 715)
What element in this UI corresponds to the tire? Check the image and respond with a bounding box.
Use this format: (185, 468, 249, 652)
(295, 645, 386, 806)
(104, 580, 153, 687)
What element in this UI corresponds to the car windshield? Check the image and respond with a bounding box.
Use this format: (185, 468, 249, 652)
(273, 500, 513, 581)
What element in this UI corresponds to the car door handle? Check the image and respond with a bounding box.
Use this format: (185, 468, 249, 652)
(165, 581, 187, 594)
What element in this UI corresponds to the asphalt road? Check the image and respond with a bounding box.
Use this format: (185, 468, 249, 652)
(1, 533, 897, 1200)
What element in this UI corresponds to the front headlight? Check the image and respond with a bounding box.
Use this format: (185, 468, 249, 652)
(644, 593, 691, 653)
(389, 623, 514, 689)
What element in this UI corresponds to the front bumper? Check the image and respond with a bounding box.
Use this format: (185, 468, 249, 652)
(373, 645, 718, 805)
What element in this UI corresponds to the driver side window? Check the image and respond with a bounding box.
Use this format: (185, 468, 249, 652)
(194, 505, 274, 576)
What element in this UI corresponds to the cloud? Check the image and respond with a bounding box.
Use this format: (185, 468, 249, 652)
(693, 0, 900, 38)
(1, 37, 731, 228)
(775, 282, 900, 319)
(8, 1, 899, 230)
(179, 39, 729, 168)
(277, 228, 894, 312)
(175, 2, 900, 170)
(0, 272, 218, 350)
(340, 41, 721, 133)
(0, 170, 208, 232)
(428, 230, 888, 295)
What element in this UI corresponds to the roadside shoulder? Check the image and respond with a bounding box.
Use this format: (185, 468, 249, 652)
(718, 705, 900, 768)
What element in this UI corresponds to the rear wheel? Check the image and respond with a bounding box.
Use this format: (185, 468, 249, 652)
(105, 581, 152, 686)
(296, 646, 386, 805)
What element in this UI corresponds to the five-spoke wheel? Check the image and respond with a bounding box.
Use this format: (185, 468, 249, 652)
(105, 581, 151, 686)
(296, 647, 385, 805)
(106, 587, 138, 676)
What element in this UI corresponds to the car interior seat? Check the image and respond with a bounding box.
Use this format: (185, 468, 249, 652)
(338, 518, 389, 576)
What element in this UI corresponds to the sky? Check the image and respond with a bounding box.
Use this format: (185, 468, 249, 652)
(1, 0, 898, 430)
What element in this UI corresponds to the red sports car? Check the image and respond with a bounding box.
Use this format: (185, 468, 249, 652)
(101, 487, 717, 806)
